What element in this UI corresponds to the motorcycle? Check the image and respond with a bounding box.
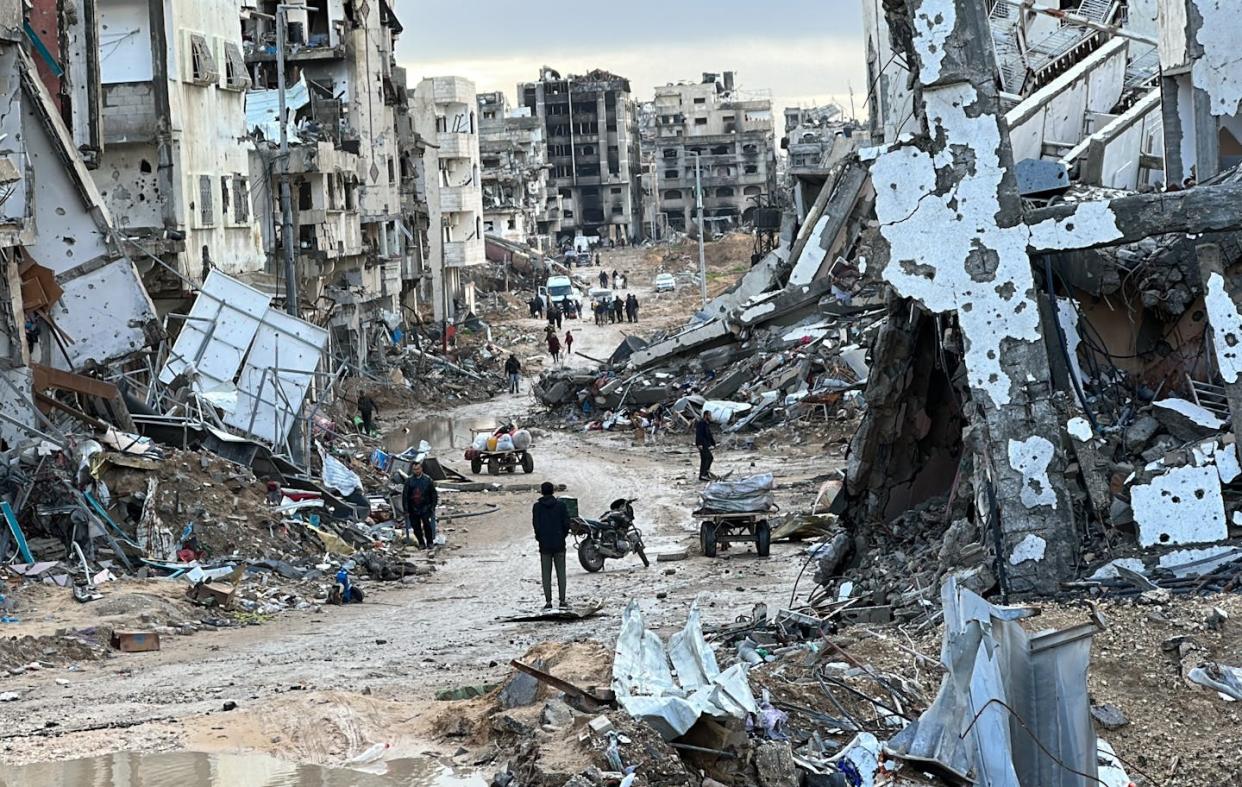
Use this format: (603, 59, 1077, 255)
(570, 498, 649, 572)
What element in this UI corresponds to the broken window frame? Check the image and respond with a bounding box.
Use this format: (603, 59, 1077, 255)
(220, 41, 251, 92)
(232, 175, 250, 224)
(187, 33, 219, 87)
(197, 175, 215, 227)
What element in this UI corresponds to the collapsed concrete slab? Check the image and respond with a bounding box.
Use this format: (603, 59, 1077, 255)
(628, 319, 733, 370)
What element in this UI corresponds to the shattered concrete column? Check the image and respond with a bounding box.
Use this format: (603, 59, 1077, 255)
(866, 0, 1079, 593)
(1195, 243, 1242, 462)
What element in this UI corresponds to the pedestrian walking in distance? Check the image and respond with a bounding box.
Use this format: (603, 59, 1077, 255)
(564, 329, 574, 361)
(695, 411, 717, 481)
(402, 461, 439, 549)
(357, 392, 378, 435)
(598, 270, 608, 288)
(505, 353, 521, 394)
(547, 332, 561, 365)
(532, 481, 570, 610)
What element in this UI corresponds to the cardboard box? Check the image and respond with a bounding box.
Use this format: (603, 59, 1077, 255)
(110, 631, 160, 653)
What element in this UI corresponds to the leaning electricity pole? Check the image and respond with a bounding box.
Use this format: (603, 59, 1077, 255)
(694, 152, 707, 307)
(276, 5, 298, 317)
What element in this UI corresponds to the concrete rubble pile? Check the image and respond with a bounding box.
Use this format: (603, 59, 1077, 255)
(533, 156, 885, 436)
(465, 588, 1132, 787)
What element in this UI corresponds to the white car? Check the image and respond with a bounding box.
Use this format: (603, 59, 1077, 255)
(654, 273, 676, 292)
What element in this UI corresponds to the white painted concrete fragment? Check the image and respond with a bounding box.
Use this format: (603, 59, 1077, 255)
(1066, 417, 1093, 442)
(911, 0, 955, 84)
(1057, 299, 1088, 399)
(1192, 0, 1242, 116)
(1204, 272, 1242, 383)
(1153, 398, 1224, 429)
(1131, 465, 1228, 547)
(1215, 445, 1241, 482)
(1008, 436, 1058, 509)
(1088, 558, 1145, 581)
(1097, 740, 1132, 787)
(1009, 533, 1047, 565)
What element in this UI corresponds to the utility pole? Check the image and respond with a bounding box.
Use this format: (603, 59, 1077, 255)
(694, 152, 707, 307)
(276, 4, 298, 317)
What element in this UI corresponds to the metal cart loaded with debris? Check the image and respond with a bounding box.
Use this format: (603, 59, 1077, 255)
(464, 424, 534, 475)
(696, 474, 777, 558)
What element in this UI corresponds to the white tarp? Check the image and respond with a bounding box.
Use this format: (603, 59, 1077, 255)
(700, 473, 776, 514)
(159, 271, 271, 390)
(612, 601, 758, 740)
(224, 306, 327, 446)
(321, 451, 361, 497)
(246, 77, 311, 142)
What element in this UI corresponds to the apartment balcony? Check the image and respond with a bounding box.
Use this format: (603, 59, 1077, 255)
(443, 238, 484, 267)
(437, 132, 475, 160)
(441, 184, 481, 213)
(245, 42, 346, 64)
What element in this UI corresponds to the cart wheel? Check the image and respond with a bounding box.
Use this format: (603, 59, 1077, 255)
(488, 456, 500, 475)
(700, 522, 718, 558)
(755, 520, 771, 558)
(521, 452, 534, 474)
(471, 457, 482, 474)
(578, 540, 605, 573)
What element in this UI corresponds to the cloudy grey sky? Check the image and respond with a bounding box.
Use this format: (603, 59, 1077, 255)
(395, 1, 868, 119)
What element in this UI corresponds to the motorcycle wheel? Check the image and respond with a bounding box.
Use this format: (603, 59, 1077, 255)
(636, 544, 650, 568)
(578, 539, 605, 573)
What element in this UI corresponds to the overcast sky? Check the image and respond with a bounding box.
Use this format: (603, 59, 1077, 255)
(395, 1, 868, 119)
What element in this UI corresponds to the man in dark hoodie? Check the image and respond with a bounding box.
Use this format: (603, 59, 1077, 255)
(695, 411, 717, 482)
(402, 461, 439, 549)
(532, 481, 571, 610)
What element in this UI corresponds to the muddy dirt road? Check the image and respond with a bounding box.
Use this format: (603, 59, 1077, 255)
(0, 258, 841, 773)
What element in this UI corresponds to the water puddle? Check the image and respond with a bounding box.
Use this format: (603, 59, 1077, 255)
(384, 416, 499, 453)
(0, 751, 487, 787)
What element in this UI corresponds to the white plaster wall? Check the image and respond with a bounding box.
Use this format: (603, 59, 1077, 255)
(99, 0, 153, 84)
(1158, 0, 1190, 70)
(1098, 109, 1164, 189)
(164, 0, 264, 277)
(93, 144, 164, 229)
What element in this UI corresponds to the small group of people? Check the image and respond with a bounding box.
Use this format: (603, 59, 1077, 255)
(593, 293, 640, 325)
(598, 270, 628, 290)
(545, 324, 573, 365)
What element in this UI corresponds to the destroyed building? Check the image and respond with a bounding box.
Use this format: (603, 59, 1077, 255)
(781, 104, 861, 175)
(412, 76, 487, 322)
(477, 90, 561, 251)
(244, 0, 419, 364)
(647, 72, 778, 233)
(518, 67, 644, 245)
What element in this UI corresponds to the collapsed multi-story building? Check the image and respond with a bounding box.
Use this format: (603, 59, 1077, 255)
(85, 0, 266, 304)
(782, 104, 860, 172)
(412, 76, 485, 322)
(518, 68, 643, 245)
(0, 2, 159, 443)
(648, 72, 777, 233)
(477, 91, 559, 251)
(243, 0, 417, 365)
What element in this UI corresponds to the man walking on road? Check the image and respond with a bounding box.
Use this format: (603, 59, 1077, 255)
(547, 331, 561, 365)
(505, 353, 522, 394)
(625, 293, 639, 323)
(402, 461, 438, 549)
(532, 481, 570, 610)
(598, 270, 608, 288)
(564, 329, 574, 360)
(695, 411, 717, 482)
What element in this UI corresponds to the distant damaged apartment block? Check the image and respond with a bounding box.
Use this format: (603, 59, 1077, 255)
(848, 0, 1242, 593)
(477, 91, 561, 252)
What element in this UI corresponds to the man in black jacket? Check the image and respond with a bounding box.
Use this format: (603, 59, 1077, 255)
(504, 354, 522, 394)
(532, 481, 570, 610)
(357, 393, 378, 435)
(402, 462, 438, 549)
(695, 411, 717, 482)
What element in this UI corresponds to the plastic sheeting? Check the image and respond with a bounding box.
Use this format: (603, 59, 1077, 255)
(699, 473, 776, 514)
(612, 601, 758, 740)
(321, 451, 361, 497)
(885, 579, 1099, 787)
